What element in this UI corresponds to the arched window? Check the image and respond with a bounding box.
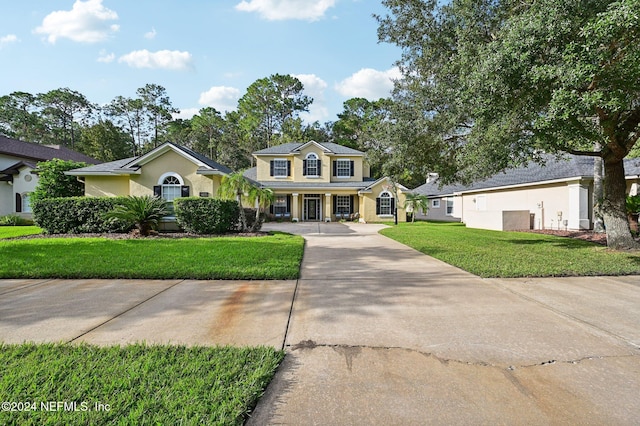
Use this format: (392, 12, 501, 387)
(376, 191, 395, 216)
(303, 153, 320, 177)
(157, 172, 184, 202)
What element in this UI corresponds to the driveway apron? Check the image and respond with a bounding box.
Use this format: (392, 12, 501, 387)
(250, 222, 640, 425)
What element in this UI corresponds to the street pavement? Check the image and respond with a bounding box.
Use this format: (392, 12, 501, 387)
(1, 222, 639, 425)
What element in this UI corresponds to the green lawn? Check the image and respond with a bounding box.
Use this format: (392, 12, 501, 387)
(0, 343, 283, 425)
(0, 226, 42, 239)
(0, 233, 304, 280)
(381, 222, 640, 277)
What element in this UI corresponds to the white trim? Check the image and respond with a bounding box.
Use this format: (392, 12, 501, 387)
(453, 176, 593, 196)
(123, 143, 207, 169)
(292, 140, 333, 153)
(304, 152, 320, 177)
(157, 172, 184, 185)
(272, 158, 289, 178)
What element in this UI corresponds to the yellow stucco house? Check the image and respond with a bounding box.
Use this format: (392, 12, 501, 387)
(66, 142, 233, 204)
(245, 141, 407, 223)
(67, 141, 407, 223)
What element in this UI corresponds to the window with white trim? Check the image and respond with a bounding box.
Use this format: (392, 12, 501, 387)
(161, 175, 182, 202)
(378, 191, 393, 216)
(273, 159, 288, 177)
(22, 193, 32, 213)
(273, 195, 288, 215)
(432, 199, 440, 208)
(446, 197, 454, 215)
(305, 153, 319, 177)
(336, 159, 351, 177)
(335, 195, 351, 214)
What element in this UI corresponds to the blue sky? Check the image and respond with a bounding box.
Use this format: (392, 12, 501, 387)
(0, 0, 401, 124)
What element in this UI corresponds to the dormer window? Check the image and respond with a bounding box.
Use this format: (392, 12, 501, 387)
(303, 153, 321, 177)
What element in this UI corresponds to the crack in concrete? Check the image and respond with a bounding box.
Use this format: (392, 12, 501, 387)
(286, 340, 639, 371)
(67, 279, 186, 344)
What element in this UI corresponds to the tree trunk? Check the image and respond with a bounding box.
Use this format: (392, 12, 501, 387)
(237, 194, 248, 232)
(602, 158, 638, 250)
(593, 143, 605, 233)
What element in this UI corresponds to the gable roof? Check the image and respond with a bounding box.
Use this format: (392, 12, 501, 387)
(0, 135, 99, 164)
(413, 155, 640, 197)
(253, 141, 364, 156)
(66, 142, 234, 176)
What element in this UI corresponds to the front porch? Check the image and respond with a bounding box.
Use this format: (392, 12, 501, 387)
(268, 192, 361, 222)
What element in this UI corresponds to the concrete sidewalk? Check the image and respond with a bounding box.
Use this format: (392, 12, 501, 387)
(0, 279, 296, 347)
(250, 222, 640, 425)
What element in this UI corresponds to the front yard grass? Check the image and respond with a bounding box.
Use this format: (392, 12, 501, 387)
(0, 226, 42, 239)
(381, 222, 640, 277)
(0, 343, 283, 425)
(0, 233, 304, 280)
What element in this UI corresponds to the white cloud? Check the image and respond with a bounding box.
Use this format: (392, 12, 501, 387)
(97, 49, 115, 63)
(294, 73, 329, 123)
(198, 86, 241, 112)
(173, 108, 199, 120)
(335, 67, 401, 100)
(34, 0, 119, 44)
(235, 0, 336, 21)
(118, 49, 193, 71)
(144, 28, 157, 40)
(0, 34, 18, 48)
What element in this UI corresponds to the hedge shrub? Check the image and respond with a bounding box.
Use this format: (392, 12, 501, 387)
(32, 197, 131, 234)
(0, 215, 33, 226)
(174, 198, 240, 234)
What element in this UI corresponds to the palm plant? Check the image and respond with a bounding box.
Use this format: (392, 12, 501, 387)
(218, 172, 254, 232)
(105, 195, 170, 236)
(247, 186, 275, 232)
(403, 193, 429, 223)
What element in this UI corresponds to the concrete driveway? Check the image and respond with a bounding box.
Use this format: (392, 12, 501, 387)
(1, 222, 639, 424)
(250, 222, 640, 425)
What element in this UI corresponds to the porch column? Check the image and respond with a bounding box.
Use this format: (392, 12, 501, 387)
(292, 193, 299, 222)
(324, 193, 332, 222)
(568, 180, 590, 230)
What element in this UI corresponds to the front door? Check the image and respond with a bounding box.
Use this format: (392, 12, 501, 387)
(307, 199, 318, 220)
(304, 196, 322, 221)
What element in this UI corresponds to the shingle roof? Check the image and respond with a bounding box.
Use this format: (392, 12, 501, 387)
(67, 143, 235, 176)
(414, 154, 640, 197)
(66, 157, 135, 174)
(253, 141, 364, 156)
(0, 135, 99, 164)
(166, 142, 233, 175)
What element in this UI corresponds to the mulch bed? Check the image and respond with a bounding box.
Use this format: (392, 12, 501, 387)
(9, 231, 268, 240)
(520, 229, 609, 245)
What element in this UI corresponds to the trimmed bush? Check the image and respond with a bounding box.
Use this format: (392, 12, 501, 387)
(174, 198, 240, 234)
(32, 197, 131, 234)
(0, 215, 33, 226)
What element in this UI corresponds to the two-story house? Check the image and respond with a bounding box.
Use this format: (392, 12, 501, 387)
(244, 141, 407, 222)
(67, 140, 407, 224)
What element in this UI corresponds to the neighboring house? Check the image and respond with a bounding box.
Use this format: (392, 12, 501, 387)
(66, 142, 233, 207)
(0, 135, 99, 218)
(244, 141, 407, 222)
(414, 155, 640, 231)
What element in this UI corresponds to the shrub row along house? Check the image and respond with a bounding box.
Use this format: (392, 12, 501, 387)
(66, 141, 408, 224)
(0, 135, 99, 218)
(414, 155, 640, 231)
